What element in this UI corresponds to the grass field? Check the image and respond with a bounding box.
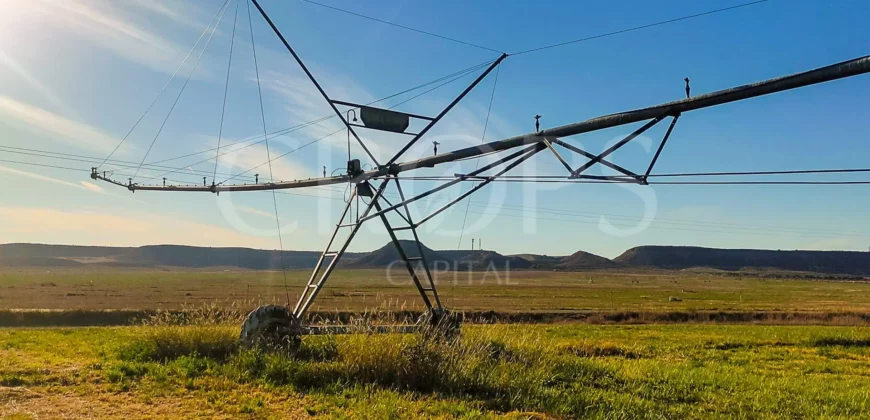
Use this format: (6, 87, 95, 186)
(4, 268, 870, 417)
(2, 324, 870, 418)
(3, 267, 870, 314)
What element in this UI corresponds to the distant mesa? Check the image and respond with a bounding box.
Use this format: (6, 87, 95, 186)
(1, 243, 869, 275)
(343, 240, 445, 268)
(344, 240, 534, 270)
(614, 245, 870, 275)
(557, 250, 621, 270)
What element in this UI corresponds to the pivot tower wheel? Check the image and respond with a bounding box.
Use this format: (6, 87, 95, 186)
(239, 305, 303, 349)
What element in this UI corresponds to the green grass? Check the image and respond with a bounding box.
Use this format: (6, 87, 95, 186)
(3, 324, 870, 418)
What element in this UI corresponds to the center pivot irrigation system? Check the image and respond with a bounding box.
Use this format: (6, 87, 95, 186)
(91, 0, 870, 345)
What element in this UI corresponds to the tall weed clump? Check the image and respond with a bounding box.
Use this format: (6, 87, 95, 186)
(141, 301, 247, 326)
(120, 303, 242, 362)
(225, 329, 612, 416)
(120, 324, 239, 362)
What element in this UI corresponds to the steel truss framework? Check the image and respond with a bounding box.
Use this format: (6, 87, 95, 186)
(291, 142, 545, 324)
(91, 0, 870, 331)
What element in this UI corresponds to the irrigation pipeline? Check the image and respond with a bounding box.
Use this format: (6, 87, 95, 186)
(101, 55, 870, 193)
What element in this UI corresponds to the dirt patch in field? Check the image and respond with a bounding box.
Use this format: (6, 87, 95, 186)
(0, 384, 310, 419)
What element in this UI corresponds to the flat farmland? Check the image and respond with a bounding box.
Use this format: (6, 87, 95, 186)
(4, 269, 870, 418)
(2, 267, 870, 313)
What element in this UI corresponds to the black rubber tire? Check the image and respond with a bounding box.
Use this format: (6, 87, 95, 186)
(239, 305, 301, 349)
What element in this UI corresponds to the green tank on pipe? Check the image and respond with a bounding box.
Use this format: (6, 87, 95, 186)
(360, 106, 410, 133)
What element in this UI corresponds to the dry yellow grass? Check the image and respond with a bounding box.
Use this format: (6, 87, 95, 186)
(2, 267, 870, 314)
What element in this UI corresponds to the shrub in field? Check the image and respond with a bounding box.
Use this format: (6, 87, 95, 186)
(216, 330, 617, 416)
(114, 325, 637, 416)
(141, 302, 247, 326)
(119, 325, 238, 362)
(120, 302, 247, 362)
(811, 336, 870, 347)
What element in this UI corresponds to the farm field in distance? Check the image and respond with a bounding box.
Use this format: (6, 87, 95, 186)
(2, 267, 870, 314)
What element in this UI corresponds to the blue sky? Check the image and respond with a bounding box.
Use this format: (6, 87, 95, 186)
(1, 0, 868, 258)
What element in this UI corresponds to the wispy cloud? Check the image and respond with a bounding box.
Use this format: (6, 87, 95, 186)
(0, 0, 205, 76)
(255, 69, 397, 153)
(126, 0, 210, 30)
(47, 0, 189, 74)
(219, 142, 312, 182)
(179, 135, 314, 184)
(0, 50, 80, 120)
(0, 206, 274, 248)
(0, 164, 146, 204)
(0, 164, 98, 192)
(0, 95, 123, 153)
(78, 180, 104, 192)
(239, 206, 276, 219)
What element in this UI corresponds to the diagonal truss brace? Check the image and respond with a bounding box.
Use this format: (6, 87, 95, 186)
(569, 116, 664, 179)
(534, 113, 681, 183)
(540, 137, 574, 174)
(291, 143, 543, 322)
(384, 54, 508, 167)
(293, 179, 390, 318)
(392, 177, 441, 307)
(372, 183, 441, 310)
(547, 138, 641, 181)
(643, 113, 680, 184)
(293, 113, 681, 321)
(360, 143, 544, 223)
(251, 0, 377, 165)
(255, 0, 506, 171)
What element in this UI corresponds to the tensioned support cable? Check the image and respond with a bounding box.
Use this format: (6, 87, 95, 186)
(98, 0, 231, 172)
(250, 0, 380, 167)
(135, 61, 488, 185)
(247, 0, 290, 304)
(214, 59, 494, 186)
(105, 57, 486, 187)
(509, 0, 769, 56)
(301, 0, 504, 53)
(457, 63, 501, 249)
(116, 58, 497, 184)
(130, 0, 232, 182)
(212, 0, 242, 186)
